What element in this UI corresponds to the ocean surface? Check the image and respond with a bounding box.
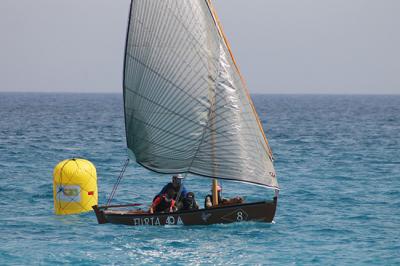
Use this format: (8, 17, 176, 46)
(0, 93, 399, 265)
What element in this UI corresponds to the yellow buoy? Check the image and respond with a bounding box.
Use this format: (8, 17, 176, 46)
(53, 158, 98, 215)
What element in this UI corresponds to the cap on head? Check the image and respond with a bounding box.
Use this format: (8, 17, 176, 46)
(172, 174, 184, 181)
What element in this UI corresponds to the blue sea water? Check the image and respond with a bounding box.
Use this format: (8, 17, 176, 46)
(0, 93, 399, 265)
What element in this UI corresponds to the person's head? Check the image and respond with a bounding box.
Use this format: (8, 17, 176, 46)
(172, 174, 184, 187)
(210, 184, 222, 197)
(185, 192, 195, 205)
(211, 184, 222, 192)
(166, 187, 176, 200)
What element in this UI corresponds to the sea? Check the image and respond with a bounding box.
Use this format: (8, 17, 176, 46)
(0, 93, 399, 265)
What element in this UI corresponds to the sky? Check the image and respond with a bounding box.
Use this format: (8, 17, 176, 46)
(0, 0, 399, 94)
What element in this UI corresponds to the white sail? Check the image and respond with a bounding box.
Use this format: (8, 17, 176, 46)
(123, 0, 278, 189)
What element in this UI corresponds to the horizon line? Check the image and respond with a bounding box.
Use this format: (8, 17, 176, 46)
(0, 91, 399, 96)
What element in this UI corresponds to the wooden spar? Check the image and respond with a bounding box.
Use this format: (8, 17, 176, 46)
(205, 0, 219, 206)
(210, 81, 218, 205)
(212, 179, 219, 206)
(205, 0, 274, 160)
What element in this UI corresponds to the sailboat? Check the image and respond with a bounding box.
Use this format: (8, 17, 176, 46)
(93, 0, 279, 226)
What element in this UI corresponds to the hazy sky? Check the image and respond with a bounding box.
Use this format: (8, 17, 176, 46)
(1, 0, 399, 94)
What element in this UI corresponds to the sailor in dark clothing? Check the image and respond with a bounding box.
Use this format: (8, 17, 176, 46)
(157, 174, 188, 200)
(181, 192, 199, 211)
(150, 187, 176, 214)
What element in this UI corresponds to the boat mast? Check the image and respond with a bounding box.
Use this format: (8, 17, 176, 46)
(212, 179, 219, 205)
(205, 1, 219, 206)
(210, 95, 218, 206)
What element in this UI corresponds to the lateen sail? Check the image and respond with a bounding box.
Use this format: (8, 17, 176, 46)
(123, 0, 279, 189)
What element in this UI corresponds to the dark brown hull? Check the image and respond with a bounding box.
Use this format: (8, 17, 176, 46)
(93, 197, 277, 226)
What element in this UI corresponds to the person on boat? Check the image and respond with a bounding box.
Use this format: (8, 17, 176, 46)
(204, 185, 244, 208)
(149, 187, 176, 214)
(157, 174, 188, 201)
(181, 192, 199, 211)
(204, 185, 223, 208)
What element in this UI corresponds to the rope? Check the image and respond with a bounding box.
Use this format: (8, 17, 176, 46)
(106, 158, 130, 206)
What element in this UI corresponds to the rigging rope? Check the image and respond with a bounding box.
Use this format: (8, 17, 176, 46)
(106, 158, 130, 206)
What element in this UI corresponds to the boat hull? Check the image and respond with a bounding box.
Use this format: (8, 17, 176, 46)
(93, 198, 277, 226)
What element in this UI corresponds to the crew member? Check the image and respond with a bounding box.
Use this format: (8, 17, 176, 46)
(150, 188, 176, 214)
(204, 185, 222, 208)
(158, 174, 188, 200)
(181, 192, 199, 211)
(205, 185, 244, 207)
